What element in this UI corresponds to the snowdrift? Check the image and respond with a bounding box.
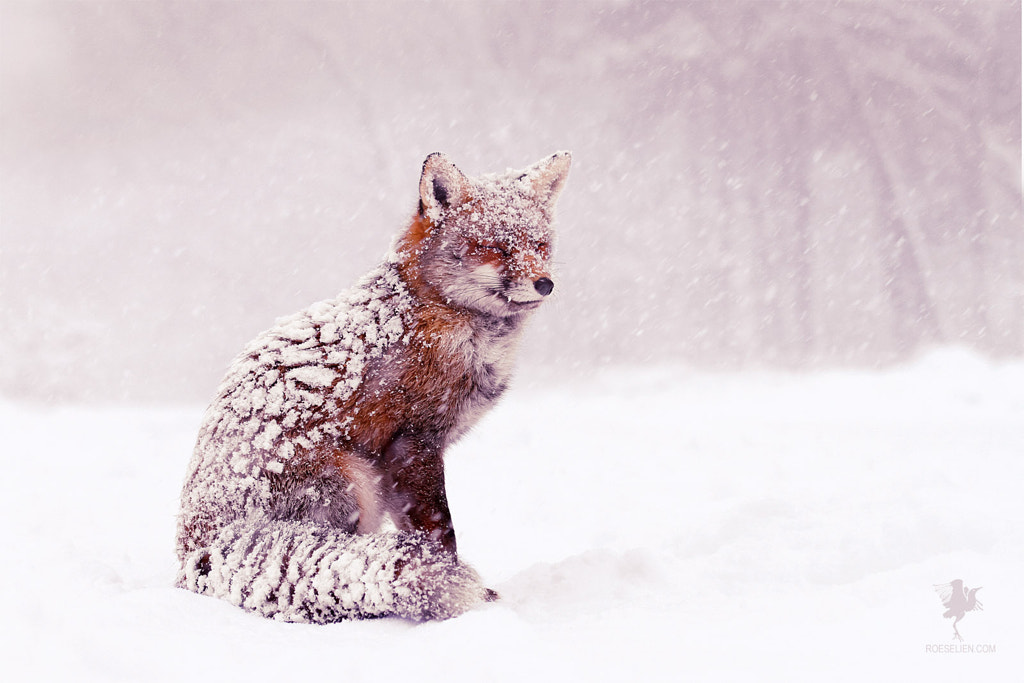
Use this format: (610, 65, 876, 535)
(1, 349, 1021, 681)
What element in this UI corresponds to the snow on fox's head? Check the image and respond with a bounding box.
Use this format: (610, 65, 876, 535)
(400, 152, 571, 318)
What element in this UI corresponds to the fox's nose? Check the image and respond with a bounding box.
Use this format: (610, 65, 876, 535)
(534, 277, 554, 296)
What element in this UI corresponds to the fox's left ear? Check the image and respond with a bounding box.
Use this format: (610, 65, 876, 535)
(525, 151, 572, 212)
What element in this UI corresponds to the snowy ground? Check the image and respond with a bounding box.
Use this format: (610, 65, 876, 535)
(2, 348, 1022, 682)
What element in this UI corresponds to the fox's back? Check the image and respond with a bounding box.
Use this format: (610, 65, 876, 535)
(177, 260, 415, 556)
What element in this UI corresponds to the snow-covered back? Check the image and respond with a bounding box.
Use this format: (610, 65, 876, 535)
(187, 260, 411, 488)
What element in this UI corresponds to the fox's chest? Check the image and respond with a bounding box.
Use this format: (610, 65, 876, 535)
(465, 329, 517, 400)
(412, 313, 524, 440)
(455, 317, 522, 422)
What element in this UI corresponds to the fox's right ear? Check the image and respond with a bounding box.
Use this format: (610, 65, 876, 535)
(419, 153, 469, 222)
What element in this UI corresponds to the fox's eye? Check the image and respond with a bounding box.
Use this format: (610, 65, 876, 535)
(484, 245, 510, 259)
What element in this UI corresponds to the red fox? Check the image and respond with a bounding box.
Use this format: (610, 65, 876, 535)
(176, 151, 571, 621)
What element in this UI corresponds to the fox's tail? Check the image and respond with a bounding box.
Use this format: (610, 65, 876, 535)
(177, 518, 489, 622)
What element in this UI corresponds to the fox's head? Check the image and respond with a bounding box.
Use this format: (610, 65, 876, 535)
(396, 152, 571, 318)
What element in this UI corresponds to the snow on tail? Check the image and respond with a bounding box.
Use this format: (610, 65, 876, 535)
(177, 518, 490, 622)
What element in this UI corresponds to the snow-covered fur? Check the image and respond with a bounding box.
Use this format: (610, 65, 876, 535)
(176, 152, 571, 622)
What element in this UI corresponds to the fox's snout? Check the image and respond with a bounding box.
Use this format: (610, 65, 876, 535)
(534, 277, 554, 296)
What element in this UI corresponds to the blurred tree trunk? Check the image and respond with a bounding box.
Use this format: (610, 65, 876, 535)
(839, 61, 944, 352)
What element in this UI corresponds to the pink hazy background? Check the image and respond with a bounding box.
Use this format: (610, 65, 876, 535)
(2, 0, 1021, 403)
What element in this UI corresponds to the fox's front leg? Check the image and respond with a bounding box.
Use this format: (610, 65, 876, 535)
(379, 433, 457, 554)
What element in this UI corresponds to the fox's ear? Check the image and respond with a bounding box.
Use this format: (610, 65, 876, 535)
(419, 153, 469, 221)
(524, 151, 572, 212)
